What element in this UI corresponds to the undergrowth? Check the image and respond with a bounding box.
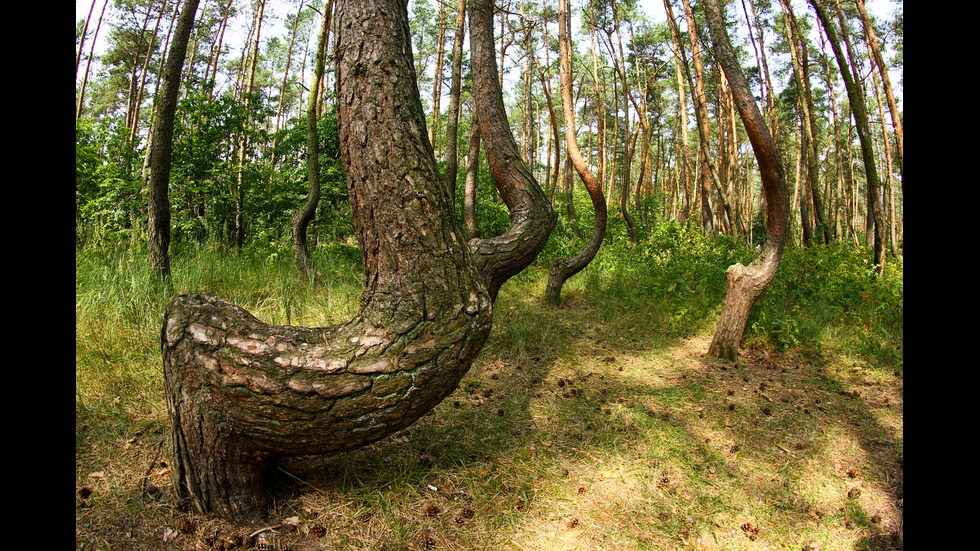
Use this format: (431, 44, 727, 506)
(76, 225, 902, 550)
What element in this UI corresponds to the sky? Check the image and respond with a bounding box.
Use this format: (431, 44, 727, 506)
(77, 0, 901, 106)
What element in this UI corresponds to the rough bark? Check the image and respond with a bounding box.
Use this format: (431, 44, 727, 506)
(164, 0, 494, 522)
(467, 0, 557, 300)
(703, 0, 789, 360)
(544, 0, 606, 306)
(293, 0, 332, 275)
(148, 0, 200, 282)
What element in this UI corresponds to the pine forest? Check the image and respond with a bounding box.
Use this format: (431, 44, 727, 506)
(76, 0, 903, 549)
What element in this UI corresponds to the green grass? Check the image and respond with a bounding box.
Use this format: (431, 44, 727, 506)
(76, 230, 902, 550)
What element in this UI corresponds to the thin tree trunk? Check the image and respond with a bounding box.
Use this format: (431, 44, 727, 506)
(293, 0, 332, 275)
(681, 0, 735, 233)
(443, 0, 467, 200)
(703, 0, 789, 361)
(855, 0, 901, 190)
(429, 0, 448, 156)
(809, 0, 885, 273)
(234, 0, 265, 249)
(148, 0, 200, 282)
(77, 0, 109, 118)
(130, 1, 169, 144)
(269, 0, 307, 172)
(544, 0, 607, 306)
(610, 2, 638, 247)
(76, 0, 97, 77)
(780, 0, 830, 244)
(664, 0, 691, 224)
(463, 123, 482, 240)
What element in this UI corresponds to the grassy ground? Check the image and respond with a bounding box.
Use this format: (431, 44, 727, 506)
(75, 240, 903, 550)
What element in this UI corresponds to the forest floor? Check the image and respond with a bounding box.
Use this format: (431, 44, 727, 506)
(75, 286, 903, 551)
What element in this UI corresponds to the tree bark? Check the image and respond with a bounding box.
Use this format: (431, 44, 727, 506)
(442, 0, 467, 200)
(163, 0, 554, 523)
(703, 0, 789, 361)
(544, 0, 606, 306)
(809, 0, 886, 273)
(467, 0, 557, 300)
(292, 0, 332, 275)
(148, 0, 200, 282)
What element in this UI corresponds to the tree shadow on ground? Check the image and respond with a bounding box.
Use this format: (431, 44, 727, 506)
(264, 285, 902, 550)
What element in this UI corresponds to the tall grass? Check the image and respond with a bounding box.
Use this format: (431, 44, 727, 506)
(75, 241, 364, 428)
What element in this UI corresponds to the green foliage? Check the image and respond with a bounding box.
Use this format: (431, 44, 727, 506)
(76, 82, 350, 253)
(529, 207, 902, 372)
(75, 117, 146, 245)
(749, 243, 903, 371)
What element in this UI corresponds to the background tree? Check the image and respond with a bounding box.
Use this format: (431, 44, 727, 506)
(147, 0, 200, 281)
(808, 0, 886, 274)
(543, 0, 607, 306)
(292, 0, 332, 275)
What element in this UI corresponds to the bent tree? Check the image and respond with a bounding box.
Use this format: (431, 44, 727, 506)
(702, 0, 789, 361)
(543, 0, 607, 306)
(162, 0, 552, 522)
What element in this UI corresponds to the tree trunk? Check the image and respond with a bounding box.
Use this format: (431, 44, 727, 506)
(610, 2, 638, 247)
(544, 0, 607, 306)
(664, 0, 692, 224)
(703, 0, 789, 361)
(467, 0, 557, 300)
(163, 0, 555, 523)
(234, 0, 265, 249)
(165, 0, 493, 522)
(442, 0, 467, 201)
(148, 0, 200, 282)
(855, 0, 901, 190)
(681, 0, 735, 233)
(463, 123, 482, 240)
(809, 0, 886, 273)
(429, 0, 448, 157)
(780, 0, 830, 244)
(292, 0, 332, 275)
(77, 0, 109, 118)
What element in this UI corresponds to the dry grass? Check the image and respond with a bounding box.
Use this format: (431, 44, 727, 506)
(75, 272, 903, 551)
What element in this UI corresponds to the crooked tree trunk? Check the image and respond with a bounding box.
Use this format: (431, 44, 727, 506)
(164, 0, 553, 523)
(166, 0, 491, 522)
(544, 0, 607, 306)
(703, 0, 789, 361)
(467, 0, 556, 300)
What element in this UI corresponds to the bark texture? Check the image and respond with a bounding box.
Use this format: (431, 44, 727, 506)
(467, 0, 557, 300)
(703, 0, 789, 360)
(163, 0, 493, 522)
